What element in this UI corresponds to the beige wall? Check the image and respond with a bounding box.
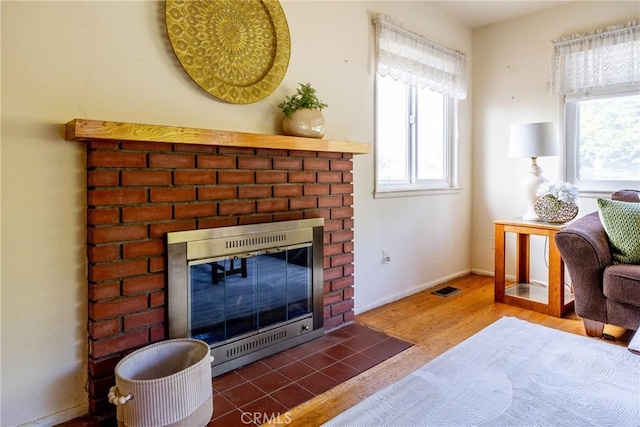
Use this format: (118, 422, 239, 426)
(1, 1, 471, 425)
(7, 0, 634, 424)
(352, 3, 473, 312)
(471, 1, 640, 280)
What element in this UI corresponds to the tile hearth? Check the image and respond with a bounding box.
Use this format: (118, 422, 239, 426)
(58, 322, 412, 427)
(210, 322, 412, 426)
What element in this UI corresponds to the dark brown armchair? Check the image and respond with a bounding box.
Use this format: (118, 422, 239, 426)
(554, 190, 640, 337)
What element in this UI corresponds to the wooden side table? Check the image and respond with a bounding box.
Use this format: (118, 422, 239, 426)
(494, 218, 574, 317)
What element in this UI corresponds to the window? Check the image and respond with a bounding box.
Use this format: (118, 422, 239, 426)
(376, 75, 453, 192)
(552, 22, 640, 193)
(373, 14, 466, 196)
(565, 89, 640, 192)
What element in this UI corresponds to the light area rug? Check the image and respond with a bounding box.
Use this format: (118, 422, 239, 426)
(324, 317, 639, 427)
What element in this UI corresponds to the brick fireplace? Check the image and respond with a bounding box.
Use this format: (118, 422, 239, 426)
(66, 119, 369, 414)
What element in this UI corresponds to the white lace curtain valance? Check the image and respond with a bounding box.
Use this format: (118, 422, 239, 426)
(373, 14, 467, 100)
(550, 21, 640, 96)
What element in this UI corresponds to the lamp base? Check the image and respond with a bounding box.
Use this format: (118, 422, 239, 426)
(521, 159, 547, 222)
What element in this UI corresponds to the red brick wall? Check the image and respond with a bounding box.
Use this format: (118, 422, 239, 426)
(85, 140, 355, 414)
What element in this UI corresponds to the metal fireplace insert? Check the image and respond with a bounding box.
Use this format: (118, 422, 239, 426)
(166, 218, 324, 376)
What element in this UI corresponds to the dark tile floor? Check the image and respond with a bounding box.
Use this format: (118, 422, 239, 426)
(209, 323, 413, 426)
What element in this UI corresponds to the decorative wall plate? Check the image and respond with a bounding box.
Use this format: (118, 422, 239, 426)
(166, 0, 290, 104)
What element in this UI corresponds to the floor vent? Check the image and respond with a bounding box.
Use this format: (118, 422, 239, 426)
(432, 286, 461, 298)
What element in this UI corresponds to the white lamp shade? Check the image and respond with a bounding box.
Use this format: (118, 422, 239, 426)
(508, 122, 558, 158)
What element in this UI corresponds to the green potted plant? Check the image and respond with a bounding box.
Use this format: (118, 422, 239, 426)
(278, 83, 328, 139)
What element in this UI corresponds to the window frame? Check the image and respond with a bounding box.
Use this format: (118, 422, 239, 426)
(564, 84, 640, 195)
(374, 75, 458, 198)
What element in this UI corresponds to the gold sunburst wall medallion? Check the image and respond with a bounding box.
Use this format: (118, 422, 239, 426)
(166, 0, 291, 104)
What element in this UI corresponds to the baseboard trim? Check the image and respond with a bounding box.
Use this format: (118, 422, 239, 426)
(354, 269, 472, 315)
(471, 269, 549, 287)
(19, 403, 88, 427)
(470, 268, 493, 277)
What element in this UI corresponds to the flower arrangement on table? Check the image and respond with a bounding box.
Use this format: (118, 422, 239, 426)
(535, 181, 579, 223)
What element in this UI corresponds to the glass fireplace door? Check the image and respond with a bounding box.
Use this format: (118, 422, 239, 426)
(285, 245, 313, 320)
(257, 244, 313, 329)
(188, 244, 313, 347)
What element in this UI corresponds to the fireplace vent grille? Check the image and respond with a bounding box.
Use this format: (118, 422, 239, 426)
(225, 234, 287, 250)
(226, 330, 288, 358)
(208, 316, 316, 373)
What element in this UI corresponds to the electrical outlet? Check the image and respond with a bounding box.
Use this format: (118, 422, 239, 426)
(382, 249, 391, 264)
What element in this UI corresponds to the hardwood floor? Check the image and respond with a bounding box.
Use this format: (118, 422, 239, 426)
(270, 273, 633, 426)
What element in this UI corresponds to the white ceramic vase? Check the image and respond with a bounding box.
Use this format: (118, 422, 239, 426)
(282, 109, 325, 139)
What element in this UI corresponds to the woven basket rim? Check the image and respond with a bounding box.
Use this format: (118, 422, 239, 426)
(115, 338, 211, 385)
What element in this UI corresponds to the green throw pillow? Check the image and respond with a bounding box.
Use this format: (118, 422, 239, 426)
(597, 198, 640, 264)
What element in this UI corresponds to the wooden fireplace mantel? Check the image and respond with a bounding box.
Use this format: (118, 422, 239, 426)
(65, 119, 371, 155)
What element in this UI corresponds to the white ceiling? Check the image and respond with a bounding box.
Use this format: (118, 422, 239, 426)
(427, 1, 574, 29)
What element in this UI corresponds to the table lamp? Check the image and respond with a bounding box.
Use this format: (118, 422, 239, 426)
(508, 122, 558, 221)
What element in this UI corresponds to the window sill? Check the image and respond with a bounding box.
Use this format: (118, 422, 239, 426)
(576, 189, 638, 199)
(374, 187, 462, 199)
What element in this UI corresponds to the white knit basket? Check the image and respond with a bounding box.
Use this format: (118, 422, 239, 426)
(111, 339, 213, 427)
